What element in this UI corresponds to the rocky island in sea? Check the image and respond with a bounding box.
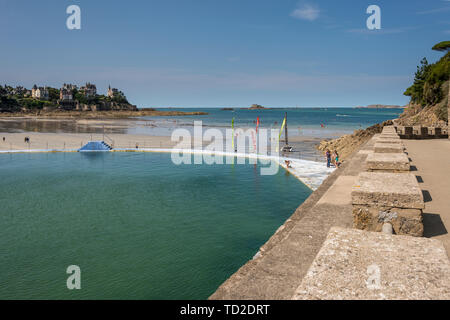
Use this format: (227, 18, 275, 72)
(241, 104, 269, 110)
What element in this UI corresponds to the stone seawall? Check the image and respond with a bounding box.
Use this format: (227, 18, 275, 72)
(210, 135, 370, 299)
(210, 125, 450, 300)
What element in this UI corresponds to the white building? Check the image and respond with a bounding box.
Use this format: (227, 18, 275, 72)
(31, 85, 49, 100)
(59, 88, 73, 101)
(80, 82, 97, 98)
(107, 85, 119, 98)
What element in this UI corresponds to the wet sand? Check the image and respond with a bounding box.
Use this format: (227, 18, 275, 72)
(0, 117, 326, 161)
(0, 117, 152, 134)
(0, 132, 179, 151)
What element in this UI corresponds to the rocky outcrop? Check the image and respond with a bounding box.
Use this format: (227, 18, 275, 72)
(74, 101, 138, 112)
(317, 120, 393, 161)
(397, 80, 449, 127)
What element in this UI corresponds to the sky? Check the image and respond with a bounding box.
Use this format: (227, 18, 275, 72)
(0, 0, 449, 108)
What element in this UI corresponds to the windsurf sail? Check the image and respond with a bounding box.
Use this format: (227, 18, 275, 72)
(231, 117, 235, 151)
(277, 115, 287, 152)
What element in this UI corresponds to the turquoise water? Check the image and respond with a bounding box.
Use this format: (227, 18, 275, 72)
(0, 152, 311, 299)
(0, 107, 402, 141)
(135, 107, 403, 138)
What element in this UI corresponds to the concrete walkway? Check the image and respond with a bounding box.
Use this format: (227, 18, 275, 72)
(404, 139, 450, 256)
(210, 135, 377, 299)
(210, 135, 450, 300)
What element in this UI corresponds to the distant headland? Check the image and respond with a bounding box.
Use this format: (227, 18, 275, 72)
(0, 83, 208, 118)
(355, 104, 406, 109)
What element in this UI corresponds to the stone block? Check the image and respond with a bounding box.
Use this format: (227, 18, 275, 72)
(376, 138, 402, 145)
(382, 126, 396, 134)
(352, 172, 424, 209)
(430, 127, 442, 137)
(379, 134, 400, 140)
(404, 126, 413, 135)
(379, 133, 400, 139)
(395, 126, 404, 135)
(365, 153, 410, 172)
(374, 143, 404, 153)
(420, 127, 429, 139)
(352, 205, 423, 236)
(292, 227, 450, 300)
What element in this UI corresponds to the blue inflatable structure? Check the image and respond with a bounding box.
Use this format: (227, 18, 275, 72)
(79, 141, 113, 152)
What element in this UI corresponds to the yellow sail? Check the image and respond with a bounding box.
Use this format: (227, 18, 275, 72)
(276, 116, 286, 152)
(231, 117, 235, 151)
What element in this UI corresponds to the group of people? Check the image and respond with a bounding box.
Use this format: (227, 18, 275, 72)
(325, 149, 341, 168)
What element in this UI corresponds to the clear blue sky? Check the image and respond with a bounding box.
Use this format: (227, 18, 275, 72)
(1, 0, 449, 108)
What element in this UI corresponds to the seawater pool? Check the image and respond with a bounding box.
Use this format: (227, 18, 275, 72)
(0, 152, 311, 299)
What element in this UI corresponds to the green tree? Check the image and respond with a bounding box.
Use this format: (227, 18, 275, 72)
(48, 87, 60, 102)
(404, 46, 450, 107)
(432, 41, 450, 53)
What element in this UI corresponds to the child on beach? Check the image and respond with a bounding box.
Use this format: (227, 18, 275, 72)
(333, 151, 341, 168)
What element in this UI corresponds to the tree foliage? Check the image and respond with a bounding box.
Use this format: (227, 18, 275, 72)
(404, 51, 450, 106)
(1, 84, 133, 113)
(432, 41, 450, 52)
(48, 87, 60, 101)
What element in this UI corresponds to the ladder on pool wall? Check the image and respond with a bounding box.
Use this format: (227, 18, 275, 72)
(78, 141, 113, 152)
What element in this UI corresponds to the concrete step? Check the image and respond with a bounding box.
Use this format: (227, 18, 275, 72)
(292, 227, 450, 300)
(374, 143, 404, 153)
(365, 152, 410, 172)
(351, 172, 424, 236)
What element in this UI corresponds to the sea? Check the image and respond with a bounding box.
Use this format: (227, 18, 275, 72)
(0, 107, 403, 140)
(134, 107, 403, 138)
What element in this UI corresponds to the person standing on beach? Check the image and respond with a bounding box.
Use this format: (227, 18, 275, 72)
(333, 150, 341, 168)
(2, 137, 5, 142)
(325, 149, 331, 168)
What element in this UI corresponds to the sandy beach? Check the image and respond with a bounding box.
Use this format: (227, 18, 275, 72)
(0, 132, 179, 151)
(0, 115, 327, 161)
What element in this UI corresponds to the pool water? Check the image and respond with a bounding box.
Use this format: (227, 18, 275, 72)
(0, 152, 311, 299)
